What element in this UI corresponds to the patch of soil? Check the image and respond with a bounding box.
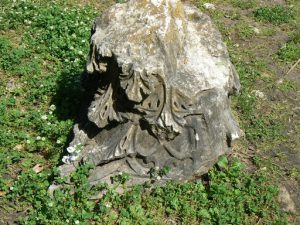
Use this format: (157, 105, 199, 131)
(286, 65, 300, 85)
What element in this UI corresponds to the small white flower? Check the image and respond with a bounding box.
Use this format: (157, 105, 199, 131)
(78, 50, 83, 55)
(10, 186, 14, 191)
(75, 220, 79, 225)
(67, 146, 76, 153)
(26, 140, 31, 144)
(56, 139, 61, 144)
(49, 104, 56, 111)
(155, 166, 159, 170)
(70, 155, 78, 162)
(105, 203, 111, 208)
(48, 202, 54, 207)
(66, 219, 69, 223)
(62, 156, 71, 164)
(47, 122, 51, 125)
(81, 40, 86, 43)
(157, 176, 162, 180)
(41, 137, 46, 141)
(40, 84, 44, 87)
(49, 111, 53, 115)
(41, 115, 47, 120)
(252, 90, 266, 100)
(36, 136, 41, 140)
(203, 3, 216, 10)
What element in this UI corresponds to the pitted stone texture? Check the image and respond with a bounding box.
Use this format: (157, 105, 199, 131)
(59, 0, 240, 184)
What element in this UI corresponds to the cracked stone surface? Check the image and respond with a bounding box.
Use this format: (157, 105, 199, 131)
(58, 0, 240, 185)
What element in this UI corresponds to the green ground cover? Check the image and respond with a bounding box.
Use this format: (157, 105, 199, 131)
(0, 0, 299, 224)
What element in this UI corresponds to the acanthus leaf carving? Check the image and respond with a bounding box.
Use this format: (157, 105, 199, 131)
(88, 83, 122, 128)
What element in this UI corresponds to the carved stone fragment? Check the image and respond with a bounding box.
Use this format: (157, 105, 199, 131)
(58, 0, 240, 185)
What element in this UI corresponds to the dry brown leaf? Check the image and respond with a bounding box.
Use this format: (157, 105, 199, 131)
(0, 191, 6, 197)
(14, 144, 23, 150)
(32, 164, 44, 173)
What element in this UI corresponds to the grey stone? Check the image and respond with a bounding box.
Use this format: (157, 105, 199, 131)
(58, 0, 240, 185)
(278, 185, 296, 213)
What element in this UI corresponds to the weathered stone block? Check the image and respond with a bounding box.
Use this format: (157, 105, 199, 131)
(59, 0, 240, 185)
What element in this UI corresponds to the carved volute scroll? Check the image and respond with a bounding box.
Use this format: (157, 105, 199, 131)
(58, 0, 241, 185)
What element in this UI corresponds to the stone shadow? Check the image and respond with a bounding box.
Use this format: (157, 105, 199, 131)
(49, 67, 100, 164)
